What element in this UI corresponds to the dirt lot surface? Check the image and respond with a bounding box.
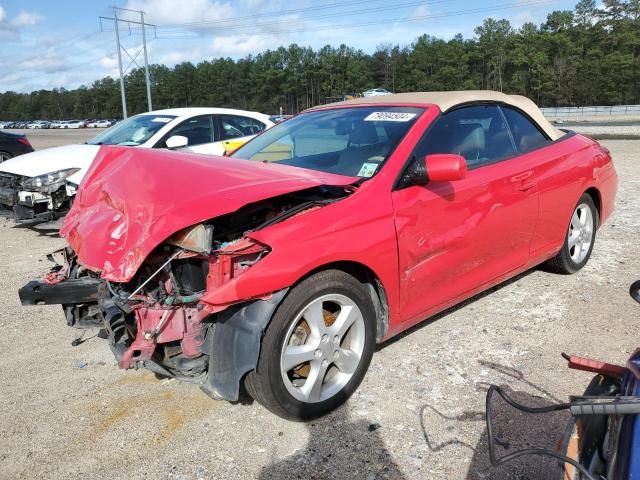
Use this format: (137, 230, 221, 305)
(0, 132, 638, 480)
(14, 128, 96, 150)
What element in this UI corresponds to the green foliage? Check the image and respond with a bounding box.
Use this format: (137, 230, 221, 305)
(2, 1, 639, 120)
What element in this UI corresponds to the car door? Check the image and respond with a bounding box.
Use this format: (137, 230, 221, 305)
(391, 104, 540, 324)
(499, 106, 571, 258)
(158, 115, 216, 154)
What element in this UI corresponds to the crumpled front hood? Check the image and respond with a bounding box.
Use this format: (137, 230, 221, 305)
(0, 144, 100, 179)
(60, 146, 357, 282)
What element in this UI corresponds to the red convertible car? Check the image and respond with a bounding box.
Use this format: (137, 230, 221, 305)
(20, 91, 617, 419)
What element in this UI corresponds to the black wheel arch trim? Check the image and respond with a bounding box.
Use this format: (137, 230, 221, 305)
(200, 288, 289, 401)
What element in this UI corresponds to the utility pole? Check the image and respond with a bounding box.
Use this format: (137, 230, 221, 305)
(141, 11, 152, 111)
(99, 7, 156, 118)
(113, 8, 127, 119)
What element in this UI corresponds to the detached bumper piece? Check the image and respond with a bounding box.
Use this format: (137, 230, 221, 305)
(0, 192, 54, 221)
(19, 278, 101, 306)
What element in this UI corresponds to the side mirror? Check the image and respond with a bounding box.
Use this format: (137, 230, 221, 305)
(425, 154, 467, 182)
(406, 153, 467, 187)
(165, 135, 188, 149)
(631, 280, 640, 305)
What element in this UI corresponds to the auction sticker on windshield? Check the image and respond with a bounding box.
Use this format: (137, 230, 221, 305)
(364, 112, 417, 122)
(357, 163, 379, 177)
(151, 117, 173, 123)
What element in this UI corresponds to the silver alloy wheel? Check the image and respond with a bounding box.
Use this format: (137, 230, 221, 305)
(280, 293, 366, 403)
(568, 202, 594, 264)
(0, 152, 10, 163)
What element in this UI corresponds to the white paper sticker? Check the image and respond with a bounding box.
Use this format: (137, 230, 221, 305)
(152, 117, 173, 123)
(364, 112, 416, 122)
(357, 163, 379, 177)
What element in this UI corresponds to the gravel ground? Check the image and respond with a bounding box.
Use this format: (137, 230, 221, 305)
(0, 133, 638, 480)
(548, 114, 640, 124)
(566, 124, 640, 138)
(14, 128, 96, 150)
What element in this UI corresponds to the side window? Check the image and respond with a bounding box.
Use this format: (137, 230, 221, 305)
(500, 106, 551, 153)
(415, 105, 516, 169)
(219, 115, 266, 140)
(166, 115, 213, 146)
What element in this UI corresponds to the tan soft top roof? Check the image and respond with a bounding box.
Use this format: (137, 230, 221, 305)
(312, 90, 564, 141)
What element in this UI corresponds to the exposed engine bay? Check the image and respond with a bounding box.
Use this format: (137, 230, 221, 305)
(19, 185, 353, 397)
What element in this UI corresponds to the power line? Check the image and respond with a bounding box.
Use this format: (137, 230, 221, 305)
(42, 30, 105, 50)
(51, 34, 112, 59)
(153, 0, 553, 40)
(154, 0, 391, 28)
(153, 0, 453, 33)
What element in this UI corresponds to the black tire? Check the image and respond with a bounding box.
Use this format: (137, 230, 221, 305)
(545, 193, 598, 274)
(0, 151, 12, 163)
(244, 269, 376, 420)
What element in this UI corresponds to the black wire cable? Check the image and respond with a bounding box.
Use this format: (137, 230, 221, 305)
(485, 385, 603, 480)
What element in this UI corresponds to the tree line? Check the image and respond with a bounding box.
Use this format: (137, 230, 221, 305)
(1, 0, 639, 120)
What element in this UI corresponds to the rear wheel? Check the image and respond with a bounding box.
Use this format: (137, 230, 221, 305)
(244, 270, 376, 420)
(545, 193, 598, 274)
(0, 151, 12, 163)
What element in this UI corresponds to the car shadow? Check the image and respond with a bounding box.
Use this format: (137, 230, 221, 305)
(377, 269, 536, 352)
(417, 360, 570, 480)
(10, 219, 61, 237)
(257, 405, 406, 480)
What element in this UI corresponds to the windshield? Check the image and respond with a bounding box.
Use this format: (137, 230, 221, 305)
(231, 106, 423, 178)
(87, 114, 176, 146)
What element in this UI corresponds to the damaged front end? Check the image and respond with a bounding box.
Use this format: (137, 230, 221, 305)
(0, 171, 76, 221)
(19, 186, 350, 400)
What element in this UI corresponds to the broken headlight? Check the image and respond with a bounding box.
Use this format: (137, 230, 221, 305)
(166, 223, 214, 255)
(21, 168, 80, 194)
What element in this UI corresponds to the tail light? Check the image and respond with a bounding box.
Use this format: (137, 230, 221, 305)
(17, 137, 31, 147)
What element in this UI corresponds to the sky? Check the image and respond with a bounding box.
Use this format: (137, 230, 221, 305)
(0, 0, 578, 93)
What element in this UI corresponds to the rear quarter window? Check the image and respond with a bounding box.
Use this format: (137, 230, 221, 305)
(500, 106, 551, 153)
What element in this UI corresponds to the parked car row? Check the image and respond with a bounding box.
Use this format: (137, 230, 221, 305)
(12, 91, 618, 423)
(0, 119, 117, 129)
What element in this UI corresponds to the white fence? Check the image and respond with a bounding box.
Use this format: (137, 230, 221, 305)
(541, 105, 640, 117)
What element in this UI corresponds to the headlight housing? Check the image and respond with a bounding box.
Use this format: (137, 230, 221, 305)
(21, 168, 80, 193)
(166, 223, 214, 255)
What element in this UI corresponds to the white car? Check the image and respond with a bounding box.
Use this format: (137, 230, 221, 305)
(0, 107, 274, 220)
(363, 88, 391, 97)
(27, 121, 47, 129)
(87, 120, 111, 128)
(63, 120, 84, 129)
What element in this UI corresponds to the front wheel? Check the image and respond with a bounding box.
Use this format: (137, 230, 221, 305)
(244, 269, 376, 420)
(545, 193, 598, 274)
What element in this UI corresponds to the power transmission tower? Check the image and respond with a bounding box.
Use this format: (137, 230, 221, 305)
(99, 6, 156, 119)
